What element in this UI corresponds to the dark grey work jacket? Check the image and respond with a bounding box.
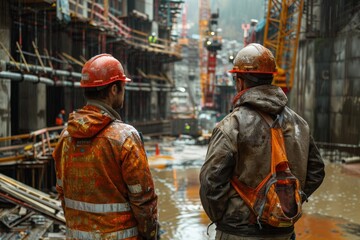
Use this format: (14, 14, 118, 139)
(199, 85, 325, 237)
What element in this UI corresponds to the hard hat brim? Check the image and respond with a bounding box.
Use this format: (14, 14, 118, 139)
(229, 69, 277, 74)
(80, 77, 131, 88)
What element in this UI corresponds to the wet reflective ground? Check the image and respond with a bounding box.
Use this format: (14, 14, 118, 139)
(147, 144, 360, 240)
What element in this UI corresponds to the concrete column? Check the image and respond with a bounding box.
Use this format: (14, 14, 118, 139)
(122, 0, 128, 16)
(0, 0, 11, 138)
(150, 81, 159, 120)
(18, 82, 47, 131)
(59, 32, 74, 113)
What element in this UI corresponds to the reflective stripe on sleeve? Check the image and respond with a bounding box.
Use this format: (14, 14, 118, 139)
(128, 183, 142, 194)
(64, 197, 131, 213)
(56, 179, 63, 187)
(67, 226, 138, 239)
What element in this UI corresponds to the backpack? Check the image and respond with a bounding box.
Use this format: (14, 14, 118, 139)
(230, 111, 305, 229)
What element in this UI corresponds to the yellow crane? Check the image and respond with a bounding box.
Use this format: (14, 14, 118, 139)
(263, 0, 304, 93)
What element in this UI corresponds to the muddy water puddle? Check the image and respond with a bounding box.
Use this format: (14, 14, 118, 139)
(152, 166, 215, 239)
(148, 144, 360, 239)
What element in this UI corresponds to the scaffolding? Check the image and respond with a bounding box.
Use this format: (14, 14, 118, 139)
(1, 0, 184, 136)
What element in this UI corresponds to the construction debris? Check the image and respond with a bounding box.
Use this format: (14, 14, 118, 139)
(0, 174, 65, 239)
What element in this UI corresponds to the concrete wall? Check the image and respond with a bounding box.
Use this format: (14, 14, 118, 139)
(18, 82, 47, 132)
(291, 28, 360, 145)
(328, 32, 360, 144)
(0, 0, 11, 138)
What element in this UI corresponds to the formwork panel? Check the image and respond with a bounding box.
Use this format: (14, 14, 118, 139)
(350, 77, 360, 96)
(315, 111, 330, 142)
(329, 96, 344, 113)
(330, 78, 345, 96)
(347, 58, 360, 78)
(349, 34, 360, 58)
(330, 61, 345, 80)
(332, 37, 347, 61)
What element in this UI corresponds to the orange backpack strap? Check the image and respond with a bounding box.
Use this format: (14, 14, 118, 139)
(256, 110, 274, 127)
(230, 176, 256, 210)
(256, 110, 284, 128)
(230, 176, 258, 223)
(230, 110, 285, 213)
(256, 110, 288, 173)
(230, 173, 272, 219)
(231, 109, 303, 228)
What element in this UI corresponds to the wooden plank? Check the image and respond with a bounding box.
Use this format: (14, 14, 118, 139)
(0, 155, 26, 163)
(0, 192, 65, 225)
(32, 41, 46, 72)
(0, 41, 20, 70)
(62, 52, 84, 67)
(43, 48, 54, 69)
(0, 173, 65, 223)
(16, 42, 30, 72)
(0, 183, 55, 214)
(0, 174, 59, 206)
(0, 133, 31, 142)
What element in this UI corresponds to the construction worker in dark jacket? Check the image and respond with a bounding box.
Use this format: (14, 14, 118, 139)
(199, 43, 325, 240)
(53, 54, 158, 239)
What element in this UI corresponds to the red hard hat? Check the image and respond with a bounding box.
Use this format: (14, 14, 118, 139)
(229, 43, 277, 74)
(80, 54, 131, 88)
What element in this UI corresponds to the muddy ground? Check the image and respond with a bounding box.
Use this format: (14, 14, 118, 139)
(148, 144, 360, 240)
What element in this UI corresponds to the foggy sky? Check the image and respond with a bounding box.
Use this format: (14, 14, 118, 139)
(183, 0, 265, 41)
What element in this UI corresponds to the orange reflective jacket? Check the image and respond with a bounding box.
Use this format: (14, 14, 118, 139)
(53, 104, 158, 239)
(55, 115, 64, 126)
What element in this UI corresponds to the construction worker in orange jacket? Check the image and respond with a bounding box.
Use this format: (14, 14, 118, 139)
(55, 109, 66, 126)
(52, 54, 158, 239)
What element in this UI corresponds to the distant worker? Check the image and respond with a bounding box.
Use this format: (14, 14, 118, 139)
(53, 54, 158, 239)
(184, 122, 191, 134)
(199, 43, 325, 239)
(55, 109, 66, 126)
(148, 32, 157, 44)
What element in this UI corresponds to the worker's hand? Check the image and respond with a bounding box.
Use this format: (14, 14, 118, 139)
(156, 221, 161, 239)
(138, 222, 160, 240)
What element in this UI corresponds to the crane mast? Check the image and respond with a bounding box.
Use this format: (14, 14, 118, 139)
(199, 0, 222, 109)
(263, 0, 304, 93)
(199, 0, 211, 108)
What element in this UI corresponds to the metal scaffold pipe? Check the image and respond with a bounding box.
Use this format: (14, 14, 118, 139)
(0, 71, 80, 87)
(0, 60, 82, 87)
(0, 71, 54, 85)
(0, 60, 82, 79)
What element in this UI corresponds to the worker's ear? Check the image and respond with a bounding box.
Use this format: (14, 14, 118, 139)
(109, 83, 118, 96)
(235, 77, 243, 92)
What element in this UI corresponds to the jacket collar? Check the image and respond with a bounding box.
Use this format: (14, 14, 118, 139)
(86, 100, 122, 120)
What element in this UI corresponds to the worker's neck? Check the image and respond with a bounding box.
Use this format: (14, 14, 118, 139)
(87, 99, 121, 120)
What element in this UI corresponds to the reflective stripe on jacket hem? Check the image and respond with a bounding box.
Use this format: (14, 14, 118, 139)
(64, 197, 131, 213)
(66, 226, 138, 239)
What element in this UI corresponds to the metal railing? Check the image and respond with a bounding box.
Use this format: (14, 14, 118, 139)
(0, 126, 64, 165)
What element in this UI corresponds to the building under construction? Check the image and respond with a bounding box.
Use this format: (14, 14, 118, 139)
(0, 0, 360, 238)
(0, 0, 184, 137)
